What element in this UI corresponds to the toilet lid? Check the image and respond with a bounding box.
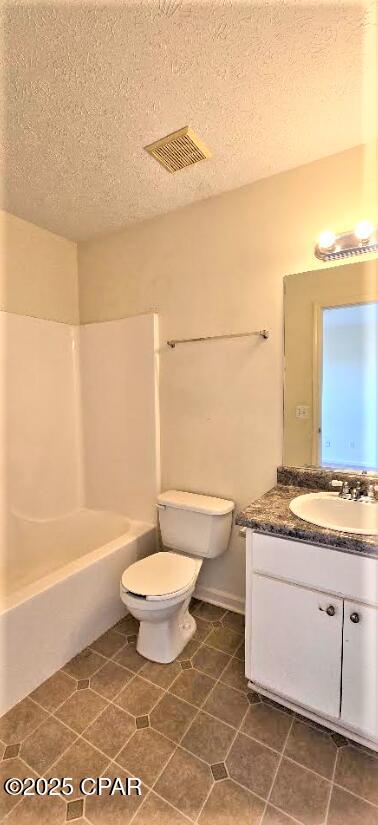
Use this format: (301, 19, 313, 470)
(121, 552, 200, 600)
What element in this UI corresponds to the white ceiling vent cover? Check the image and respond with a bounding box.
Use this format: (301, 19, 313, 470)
(144, 126, 211, 173)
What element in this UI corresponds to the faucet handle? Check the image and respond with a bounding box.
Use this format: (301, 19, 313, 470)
(367, 483, 376, 502)
(340, 481, 351, 498)
(350, 481, 362, 501)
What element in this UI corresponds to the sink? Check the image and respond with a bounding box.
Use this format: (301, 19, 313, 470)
(289, 492, 378, 536)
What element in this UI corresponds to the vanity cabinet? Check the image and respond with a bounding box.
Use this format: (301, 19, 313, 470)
(246, 530, 378, 749)
(341, 600, 378, 741)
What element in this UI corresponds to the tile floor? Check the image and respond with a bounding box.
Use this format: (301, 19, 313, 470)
(0, 600, 378, 824)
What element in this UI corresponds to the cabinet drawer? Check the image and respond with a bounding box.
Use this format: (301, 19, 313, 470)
(250, 532, 378, 606)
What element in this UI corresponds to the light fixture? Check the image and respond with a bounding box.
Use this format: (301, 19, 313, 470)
(354, 220, 374, 243)
(315, 222, 378, 261)
(318, 230, 336, 253)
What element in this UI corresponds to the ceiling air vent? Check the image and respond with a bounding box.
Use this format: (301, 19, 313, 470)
(144, 126, 211, 173)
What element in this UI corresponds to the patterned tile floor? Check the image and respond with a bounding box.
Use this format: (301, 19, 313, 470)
(0, 600, 378, 824)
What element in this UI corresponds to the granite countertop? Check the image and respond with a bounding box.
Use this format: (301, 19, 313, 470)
(236, 484, 378, 559)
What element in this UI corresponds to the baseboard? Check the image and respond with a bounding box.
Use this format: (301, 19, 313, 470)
(194, 584, 245, 615)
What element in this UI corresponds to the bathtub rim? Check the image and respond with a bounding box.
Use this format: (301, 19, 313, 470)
(1, 518, 155, 614)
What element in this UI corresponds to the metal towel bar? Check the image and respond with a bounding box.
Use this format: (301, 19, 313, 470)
(167, 329, 269, 349)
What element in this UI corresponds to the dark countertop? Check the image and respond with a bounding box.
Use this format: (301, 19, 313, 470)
(236, 484, 378, 559)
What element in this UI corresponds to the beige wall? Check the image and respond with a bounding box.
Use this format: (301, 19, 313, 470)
(78, 142, 377, 607)
(284, 260, 378, 467)
(0, 210, 78, 323)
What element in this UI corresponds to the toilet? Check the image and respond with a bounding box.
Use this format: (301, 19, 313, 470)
(120, 490, 234, 663)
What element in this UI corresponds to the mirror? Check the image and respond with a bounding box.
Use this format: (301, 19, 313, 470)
(283, 259, 378, 471)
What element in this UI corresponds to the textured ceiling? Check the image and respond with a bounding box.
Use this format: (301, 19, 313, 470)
(0, 0, 376, 240)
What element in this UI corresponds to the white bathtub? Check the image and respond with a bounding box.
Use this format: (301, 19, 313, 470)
(0, 509, 156, 714)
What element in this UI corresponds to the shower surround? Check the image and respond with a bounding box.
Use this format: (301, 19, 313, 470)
(0, 311, 160, 713)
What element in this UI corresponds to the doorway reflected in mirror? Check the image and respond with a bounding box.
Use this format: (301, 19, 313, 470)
(320, 302, 377, 470)
(283, 259, 378, 472)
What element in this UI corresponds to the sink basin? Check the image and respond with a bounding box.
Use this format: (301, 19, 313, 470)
(289, 492, 378, 536)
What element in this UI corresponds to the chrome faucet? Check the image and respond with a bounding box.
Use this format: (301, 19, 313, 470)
(332, 478, 376, 502)
(348, 481, 376, 502)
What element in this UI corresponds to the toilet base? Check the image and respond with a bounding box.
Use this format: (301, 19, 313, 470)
(136, 599, 196, 664)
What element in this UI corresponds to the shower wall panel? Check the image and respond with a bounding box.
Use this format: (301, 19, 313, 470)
(2, 312, 83, 522)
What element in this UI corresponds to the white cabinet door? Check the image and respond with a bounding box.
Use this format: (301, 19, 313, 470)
(341, 600, 378, 740)
(251, 574, 343, 718)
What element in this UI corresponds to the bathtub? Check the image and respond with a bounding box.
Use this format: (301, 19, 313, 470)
(0, 508, 156, 714)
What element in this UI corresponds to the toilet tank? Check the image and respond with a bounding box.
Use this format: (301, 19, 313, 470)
(157, 490, 234, 558)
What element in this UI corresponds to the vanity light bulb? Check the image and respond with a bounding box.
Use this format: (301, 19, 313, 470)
(354, 220, 374, 243)
(318, 230, 336, 252)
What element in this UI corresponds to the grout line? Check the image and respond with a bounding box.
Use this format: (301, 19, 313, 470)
(193, 642, 251, 822)
(9, 701, 81, 778)
(260, 712, 295, 821)
(45, 689, 378, 821)
(2, 798, 23, 822)
(123, 789, 153, 825)
(199, 639, 243, 656)
(113, 627, 226, 823)
(99, 627, 218, 768)
(146, 621, 244, 806)
(46, 659, 247, 751)
(276, 753, 339, 787)
(42, 682, 130, 801)
(262, 802, 305, 824)
(89, 626, 127, 646)
(0, 610, 247, 825)
(324, 739, 339, 825)
(127, 786, 196, 825)
(13, 697, 81, 776)
(13, 693, 378, 817)
(331, 779, 378, 809)
(63, 649, 109, 677)
(4, 607, 378, 823)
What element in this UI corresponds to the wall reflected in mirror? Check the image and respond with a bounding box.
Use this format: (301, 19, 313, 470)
(283, 259, 378, 472)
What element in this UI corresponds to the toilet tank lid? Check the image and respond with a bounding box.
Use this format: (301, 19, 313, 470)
(157, 490, 234, 516)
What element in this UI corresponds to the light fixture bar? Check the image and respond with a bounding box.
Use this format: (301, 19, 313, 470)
(315, 226, 377, 261)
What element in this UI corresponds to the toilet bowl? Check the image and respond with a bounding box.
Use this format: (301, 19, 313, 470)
(120, 490, 234, 663)
(121, 551, 202, 663)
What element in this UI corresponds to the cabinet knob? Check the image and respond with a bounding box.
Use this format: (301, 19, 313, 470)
(326, 605, 336, 616)
(350, 612, 360, 624)
(320, 605, 336, 616)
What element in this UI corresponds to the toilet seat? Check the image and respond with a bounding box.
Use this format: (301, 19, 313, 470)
(121, 552, 201, 601)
